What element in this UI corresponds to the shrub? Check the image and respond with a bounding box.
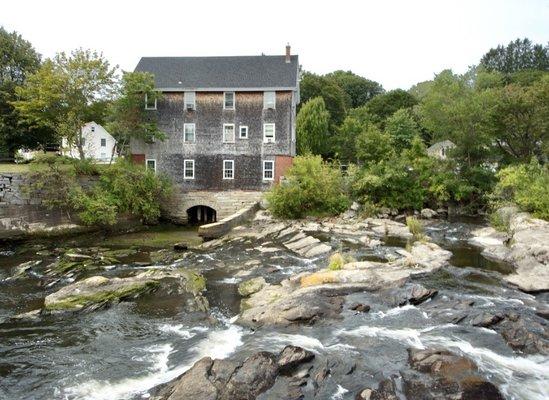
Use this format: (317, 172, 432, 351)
(266, 155, 350, 219)
(327, 252, 355, 270)
(491, 159, 549, 220)
(406, 216, 425, 239)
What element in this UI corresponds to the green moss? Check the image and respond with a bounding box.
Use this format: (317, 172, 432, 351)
(186, 272, 206, 294)
(327, 251, 355, 271)
(45, 281, 160, 311)
(104, 225, 202, 248)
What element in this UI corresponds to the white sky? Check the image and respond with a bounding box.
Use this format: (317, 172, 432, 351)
(2, 0, 548, 89)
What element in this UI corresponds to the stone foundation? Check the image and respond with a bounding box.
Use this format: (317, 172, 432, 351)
(164, 189, 264, 223)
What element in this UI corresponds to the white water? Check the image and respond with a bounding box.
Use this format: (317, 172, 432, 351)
(64, 324, 244, 400)
(339, 324, 549, 400)
(158, 324, 209, 339)
(331, 384, 349, 399)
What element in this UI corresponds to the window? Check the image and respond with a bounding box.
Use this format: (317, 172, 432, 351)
(146, 159, 156, 172)
(239, 125, 248, 139)
(223, 160, 234, 180)
(184, 123, 196, 142)
(223, 124, 235, 143)
(263, 160, 274, 181)
(184, 159, 195, 179)
(184, 91, 196, 110)
(263, 91, 276, 109)
(91, 126, 95, 132)
(224, 92, 235, 110)
(100, 138, 106, 147)
(263, 123, 275, 143)
(145, 93, 157, 110)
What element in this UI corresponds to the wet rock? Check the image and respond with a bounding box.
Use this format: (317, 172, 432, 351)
(173, 242, 188, 251)
(238, 277, 266, 297)
(367, 218, 413, 239)
(420, 208, 438, 219)
(152, 346, 315, 400)
(350, 303, 371, 313)
(470, 312, 504, 328)
(395, 284, 438, 306)
(496, 315, 549, 355)
(404, 348, 504, 400)
(10, 260, 41, 279)
(277, 345, 315, 374)
(356, 378, 398, 400)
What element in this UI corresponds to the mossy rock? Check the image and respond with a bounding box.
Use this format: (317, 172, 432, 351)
(238, 277, 266, 297)
(102, 248, 139, 258)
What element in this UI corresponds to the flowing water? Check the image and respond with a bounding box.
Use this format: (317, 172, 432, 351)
(0, 220, 547, 400)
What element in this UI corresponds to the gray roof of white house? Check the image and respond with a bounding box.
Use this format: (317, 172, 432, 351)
(134, 55, 299, 91)
(427, 140, 456, 152)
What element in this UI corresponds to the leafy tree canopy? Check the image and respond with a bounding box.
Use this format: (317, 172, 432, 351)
(325, 70, 384, 108)
(480, 38, 549, 74)
(299, 72, 347, 127)
(296, 96, 330, 156)
(358, 89, 418, 126)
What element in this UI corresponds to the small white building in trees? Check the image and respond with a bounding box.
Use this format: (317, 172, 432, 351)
(61, 122, 117, 163)
(427, 140, 456, 160)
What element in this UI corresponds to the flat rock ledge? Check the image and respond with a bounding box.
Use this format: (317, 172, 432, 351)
(469, 210, 549, 292)
(151, 345, 315, 400)
(43, 268, 207, 313)
(237, 241, 451, 328)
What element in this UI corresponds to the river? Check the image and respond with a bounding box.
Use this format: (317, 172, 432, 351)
(0, 219, 547, 400)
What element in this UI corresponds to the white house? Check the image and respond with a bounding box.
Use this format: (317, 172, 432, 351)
(427, 140, 456, 160)
(61, 122, 117, 163)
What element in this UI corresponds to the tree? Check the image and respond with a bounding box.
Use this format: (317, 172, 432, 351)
(296, 97, 330, 155)
(0, 27, 54, 157)
(325, 70, 384, 108)
(480, 38, 549, 73)
(107, 71, 163, 157)
(333, 116, 365, 163)
(299, 72, 347, 126)
(361, 89, 418, 126)
(355, 124, 394, 165)
(14, 49, 116, 159)
(385, 109, 421, 151)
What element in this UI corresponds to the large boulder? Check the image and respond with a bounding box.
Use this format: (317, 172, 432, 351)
(420, 208, 438, 219)
(151, 346, 315, 400)
(238, 277, 266, 297)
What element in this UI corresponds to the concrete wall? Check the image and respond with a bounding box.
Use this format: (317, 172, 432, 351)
(165, 189, 263, 223)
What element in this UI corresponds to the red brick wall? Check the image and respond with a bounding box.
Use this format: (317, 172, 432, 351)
(274, 155, 293, 184)
(131, 154, 145, 165)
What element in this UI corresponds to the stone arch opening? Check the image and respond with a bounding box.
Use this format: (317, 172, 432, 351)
(187, 205, 217, 225)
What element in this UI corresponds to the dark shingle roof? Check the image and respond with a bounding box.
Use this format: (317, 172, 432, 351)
(134, 55, 299, 91)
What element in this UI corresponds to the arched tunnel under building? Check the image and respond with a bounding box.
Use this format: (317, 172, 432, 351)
(186, 205, 217, 225)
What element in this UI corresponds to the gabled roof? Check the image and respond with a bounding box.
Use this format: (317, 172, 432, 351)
(134, 55, 299, 91)
(427, 140, 456, 151)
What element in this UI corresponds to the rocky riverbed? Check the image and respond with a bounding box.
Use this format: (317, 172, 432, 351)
(0, 212, 547, 399)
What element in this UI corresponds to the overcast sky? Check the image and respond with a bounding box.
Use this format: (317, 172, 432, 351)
(2, 0, 548, 89)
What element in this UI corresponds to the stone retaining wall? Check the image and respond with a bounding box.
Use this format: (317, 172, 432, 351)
(198, 202, 260, 239)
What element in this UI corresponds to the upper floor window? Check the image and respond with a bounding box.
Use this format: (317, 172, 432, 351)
(184, 91, 196, 110)
(224, 92, 235, 110)
(184, 159, 195, 179)
(263, 160, 274, 181)
(91, 126, 95, 132)
(100, 138, 106, 147)
(184, 123, 196, 143)
(263, 123, 275, 143)
(145, 93, 157, 110)
(223, 160, 234, 180)
(263, 91, 276, 109)
(146, 159, 156, 173)
(223, 124, 235, 143)
(239, 126, 248, 139)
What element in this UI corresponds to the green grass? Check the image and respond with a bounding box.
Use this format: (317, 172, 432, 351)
(0, 163, 32, 173)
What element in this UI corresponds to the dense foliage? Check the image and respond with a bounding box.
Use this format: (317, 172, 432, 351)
(28, 157, 171, 226)
(480, 38, 548, 73)
(267, 155, 350, 219)
(296, 97, 330, 155)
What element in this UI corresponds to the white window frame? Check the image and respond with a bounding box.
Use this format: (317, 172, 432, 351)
(184, 123, 196, 143)
(239, 125, 248, 139)
(263, 91, 276, 109)
(223, 91, 235, 110)
(91, 126, 95, 132)
(146, 158, 156, 173)
(263, 160, 275, 181)
(223, 123, 235, 143)
(184, 91, 196, 110)
(223, 159, 234, 180)
(183, 159, 195, 180)
(100, 138, 106, 147)
(263, 123, 276, 143)
(145, 93, 157, 110)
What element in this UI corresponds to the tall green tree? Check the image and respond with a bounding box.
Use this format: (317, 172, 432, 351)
(296, 97, 330, 155)
(0, 27, 54, 157)
(325, 70, 384, 108)
(355, 124, 394, 165)
(480, 38, 549, 73)
(333, 116, 365, 163)
(359, 89, 418, 126)
(14, 49, 116, 159)
(107, 71, 163, 157)
(385, 109, 422, 151)
(299, 72, 346, 126)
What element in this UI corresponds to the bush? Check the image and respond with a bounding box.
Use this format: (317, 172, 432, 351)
(267, 155, 350, 219)
(491, 159, 549, 220)
(406, 216, 425, 239)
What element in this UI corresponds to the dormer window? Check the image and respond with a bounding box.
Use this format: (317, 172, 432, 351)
(224, 92, 235, 110)
(184, 91, 196, 110)
(145, 93, 157, 110)
(263, 91, 276, 109)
